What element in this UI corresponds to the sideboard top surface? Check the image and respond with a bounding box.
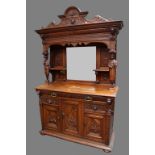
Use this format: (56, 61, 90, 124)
(36, 81, 118, 97)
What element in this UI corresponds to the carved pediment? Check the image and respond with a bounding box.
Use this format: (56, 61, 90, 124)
(46, 6, 112, 28)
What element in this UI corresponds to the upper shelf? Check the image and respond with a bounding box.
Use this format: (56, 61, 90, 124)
(93, 67, 110, 72)
(50, 67, 66, 71)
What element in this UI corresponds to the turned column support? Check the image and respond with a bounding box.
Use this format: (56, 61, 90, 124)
(43, 44, 50, 83)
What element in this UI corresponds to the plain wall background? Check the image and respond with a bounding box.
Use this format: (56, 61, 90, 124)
(27, 0, 129, 155)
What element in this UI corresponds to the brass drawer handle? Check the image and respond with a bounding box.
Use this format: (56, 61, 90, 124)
(49, 118, 56, 123)
(51, 92, 57, 98)
(85, 96, 92, 102)
(107, 98, 112, 104)
(92, 105, 98, 111)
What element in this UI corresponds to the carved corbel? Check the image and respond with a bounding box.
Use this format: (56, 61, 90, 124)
(110, 28, 119, 41)
(43, 44, 50, 83)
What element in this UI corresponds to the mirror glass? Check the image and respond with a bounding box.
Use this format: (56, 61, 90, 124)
(67, 46, 96, 81)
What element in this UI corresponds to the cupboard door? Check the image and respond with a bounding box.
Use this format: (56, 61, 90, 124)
(84, 113, 105, 143)
(61, 99, 82, 137)
(43, 105, 61, 132)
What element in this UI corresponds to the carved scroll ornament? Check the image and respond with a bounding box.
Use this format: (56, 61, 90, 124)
(44, 6, 112, 28)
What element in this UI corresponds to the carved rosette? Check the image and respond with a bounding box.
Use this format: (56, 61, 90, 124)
(43, 45, 50, 83)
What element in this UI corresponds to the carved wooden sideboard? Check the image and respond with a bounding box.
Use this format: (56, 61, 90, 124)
(35, 6, 123, 153)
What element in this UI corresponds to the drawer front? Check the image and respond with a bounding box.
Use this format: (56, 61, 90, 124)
(84, 96, 114, 114)
(85, 101, 107, 114)
(40, 92, 60, 106)
(84, 95, 114, 103)
(40, 91, 58, 98)
(39, 90, 114, 103)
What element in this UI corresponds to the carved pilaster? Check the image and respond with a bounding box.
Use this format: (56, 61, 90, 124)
(43, 44, 50, 83)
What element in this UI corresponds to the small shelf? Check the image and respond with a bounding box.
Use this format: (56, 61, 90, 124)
(93, 67, 109, 72)
(49, 67, 66, 71)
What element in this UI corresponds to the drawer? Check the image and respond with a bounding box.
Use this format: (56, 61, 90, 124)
(40, 91, 58, 98)
(84, 101, 108, 114)
(40, 92, 60, 106)
(84, 95, 114, 104)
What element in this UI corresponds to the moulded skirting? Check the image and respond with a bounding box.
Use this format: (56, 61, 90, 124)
(40, 130, 115, 153)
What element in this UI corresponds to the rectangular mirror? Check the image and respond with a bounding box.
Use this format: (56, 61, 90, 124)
(67, 47, 96, 81)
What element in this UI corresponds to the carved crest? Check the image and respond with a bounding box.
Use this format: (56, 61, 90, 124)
(46, 6, 112, 28)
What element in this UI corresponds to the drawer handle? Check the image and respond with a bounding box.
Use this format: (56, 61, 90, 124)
(92, 105, 98, 111)
(48, 99, 52, 104)
(85, 96, 92, 102)
(49, 118, 56, 123)
(51, 92, 57, 98)
(48, 99, 56, 104)
(107, 98, 112, 104)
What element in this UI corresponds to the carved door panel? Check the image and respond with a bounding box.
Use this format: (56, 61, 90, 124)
(43, 105, 61, 132)
(61, 99, 82, 137)
(84, 113, 105, 143)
